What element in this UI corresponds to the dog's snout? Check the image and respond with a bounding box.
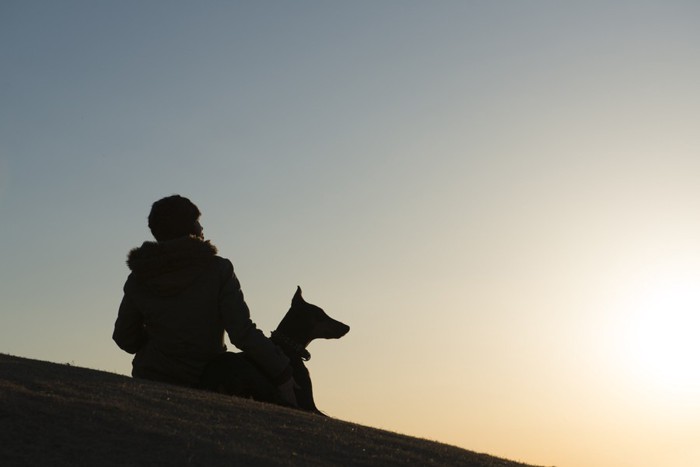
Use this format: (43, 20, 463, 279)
(314, 319, 350, 340)
(332, 322, 350, 339)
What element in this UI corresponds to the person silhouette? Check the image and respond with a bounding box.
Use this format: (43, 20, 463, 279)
(113, 195, 297, 406)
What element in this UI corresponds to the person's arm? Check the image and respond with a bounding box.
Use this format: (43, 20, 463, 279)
(217, 259, 292, 385)
(113, 283, 148, 354)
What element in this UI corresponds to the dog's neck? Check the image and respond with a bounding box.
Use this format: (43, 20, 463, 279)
(270, 330, 311, 362)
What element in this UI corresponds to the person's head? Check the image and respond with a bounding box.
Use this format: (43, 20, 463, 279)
(148, 195, 203, 242)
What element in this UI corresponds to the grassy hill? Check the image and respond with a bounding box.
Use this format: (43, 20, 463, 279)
(0, 354, 542, 466)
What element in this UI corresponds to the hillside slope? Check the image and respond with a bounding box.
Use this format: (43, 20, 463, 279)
(0, 354, 541, 466)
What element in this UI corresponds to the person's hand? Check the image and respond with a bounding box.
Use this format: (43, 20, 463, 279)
(277, 377, 299, 408)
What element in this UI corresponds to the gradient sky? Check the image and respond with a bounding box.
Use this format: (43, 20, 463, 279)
(2, 2, 699, 466)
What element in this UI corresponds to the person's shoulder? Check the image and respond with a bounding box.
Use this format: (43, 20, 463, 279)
(122, 272, 140, 294)
(213, 255, 232, 266)
(212, 255, 234, 275)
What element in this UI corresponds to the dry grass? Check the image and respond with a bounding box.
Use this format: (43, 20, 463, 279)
(0, 354, 542, 466)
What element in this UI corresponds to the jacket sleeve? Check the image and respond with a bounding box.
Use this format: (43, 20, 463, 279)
(113, 280, 148, 354)
(218, 259, 291, 383)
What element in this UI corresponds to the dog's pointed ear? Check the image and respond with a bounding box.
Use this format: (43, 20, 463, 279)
(292, 286, 304, 305)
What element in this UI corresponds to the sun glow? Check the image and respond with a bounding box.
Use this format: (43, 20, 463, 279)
(616, 275, 700, 398)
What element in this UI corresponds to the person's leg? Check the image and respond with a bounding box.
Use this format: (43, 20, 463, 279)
(199, 352, 279, 403)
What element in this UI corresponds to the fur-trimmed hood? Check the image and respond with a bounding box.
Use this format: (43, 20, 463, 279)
(126, 236, 218, 296)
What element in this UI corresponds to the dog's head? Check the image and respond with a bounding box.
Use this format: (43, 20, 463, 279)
(278, 286, 350, 345)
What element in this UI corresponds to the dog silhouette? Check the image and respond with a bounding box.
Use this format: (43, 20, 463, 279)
(200, 287, 349, 415)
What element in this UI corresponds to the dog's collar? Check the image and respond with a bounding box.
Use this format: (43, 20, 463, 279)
(270, 330, 311, 362)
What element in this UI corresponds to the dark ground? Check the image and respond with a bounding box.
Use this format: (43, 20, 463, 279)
(0, 354, 544, 466)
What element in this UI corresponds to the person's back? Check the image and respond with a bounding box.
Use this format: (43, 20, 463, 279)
(113, 195, 294, 401)
(116, 236, 229, 384)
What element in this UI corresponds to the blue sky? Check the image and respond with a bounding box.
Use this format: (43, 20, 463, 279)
(2, 2, 700, 466)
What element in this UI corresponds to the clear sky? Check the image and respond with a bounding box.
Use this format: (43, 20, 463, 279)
(1, 2, 699, 466)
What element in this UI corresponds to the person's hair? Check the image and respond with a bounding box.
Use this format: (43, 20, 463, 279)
(147, 195, 201, 241)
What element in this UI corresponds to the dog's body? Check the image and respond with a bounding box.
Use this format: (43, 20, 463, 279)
(269, 287, 350, 414)
(200, 287, 349, 415)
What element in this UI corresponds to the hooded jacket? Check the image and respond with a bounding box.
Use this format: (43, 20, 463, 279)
(113, 236, 290, 386)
